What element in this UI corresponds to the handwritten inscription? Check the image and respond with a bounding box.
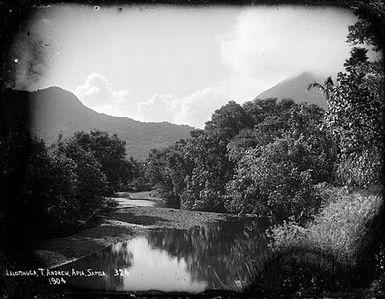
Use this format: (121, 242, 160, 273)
(4, 268, 109, 277)
(4, 268, 130, 285)
(48, 277, 67, 285)
(114, 268, 131, 276)
(4, 269, 39, 277)
(4, 267, 132, 282)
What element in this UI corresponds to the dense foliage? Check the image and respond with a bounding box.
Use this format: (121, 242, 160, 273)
(0, 130, 138, 240)
(146, 3, 384, 225)
(146, 99, 337, 223)
(62, 130, 135, 193)
(259, 3, 385, 296)
(307, 6, 384, 190)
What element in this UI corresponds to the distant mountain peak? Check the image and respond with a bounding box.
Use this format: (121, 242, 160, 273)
(35, 86, 77, 97)
(256, 71, 328, 108)
(280, 71, 323, 83)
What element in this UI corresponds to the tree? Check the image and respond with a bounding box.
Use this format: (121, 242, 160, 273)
(307, 76, 334, 102)
(145, 139, 192, 206)
(128, 158, 150, 191)
(322, 48, 384, 189)
(346, 1, 385, 52)
(16, 137, 79, 237)
(205, 101, 253, 140)
(225, 138, 320, 223)
(326, 58, 384, 154)
(225, 103, 335, 223)
(227, 98, 297, 162)
(242, 98, 279, 125)
(323, 1, 384, 156)
(56, 139, 108, 218)
(180, 132, 232, 211)
(70, 130, 133, 192)
(306, 5, 384, 189)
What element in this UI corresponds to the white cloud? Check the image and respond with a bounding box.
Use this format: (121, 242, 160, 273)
(137, 94, 176, 123)
(219, 7, 353, 88)
(175, 87, 227, 127)
(136, 87, 228, 128)
(75, 73, 229, 127)
(74, 73, 129, 116)
(70, 7, 355, 128)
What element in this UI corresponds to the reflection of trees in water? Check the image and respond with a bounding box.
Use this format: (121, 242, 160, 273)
(59, 242, 133, 290)
(147, 218, 269, 290)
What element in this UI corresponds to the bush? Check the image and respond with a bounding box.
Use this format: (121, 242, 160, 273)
(336, 148, 383, 190)
(59, 140, 108, 219)
(1, 130, 131, 241)
(10, 138, 80, 238)
(248, 246, 356, 296)
(225, 137, 324, 224)
(70, 130, 133, 193)
(268, 187, 383, 265)
(255, 187, 383, 295)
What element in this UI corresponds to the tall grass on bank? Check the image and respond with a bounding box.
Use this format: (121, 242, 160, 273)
(268, 187, 382, 265)
(248, 186, 384, 296)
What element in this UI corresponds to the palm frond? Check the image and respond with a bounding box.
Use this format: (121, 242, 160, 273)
(307, 82, 324, 92)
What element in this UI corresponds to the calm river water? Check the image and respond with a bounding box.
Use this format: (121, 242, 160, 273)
(54, 196, 270, 293)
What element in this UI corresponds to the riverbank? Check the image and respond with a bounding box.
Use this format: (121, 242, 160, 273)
(32, 205, 228, 268)
(249, 185, 384, 296)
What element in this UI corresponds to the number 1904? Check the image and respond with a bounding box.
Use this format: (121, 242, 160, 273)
(48, 277, 66, 285)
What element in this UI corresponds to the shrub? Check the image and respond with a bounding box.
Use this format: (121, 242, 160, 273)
(268, 188, 383, 265)
(16, 138, 80, 237)
(225, 137, 324, 224)
(256, 187, 383, 295)
(60, 142, 108, 219)
(70, 130, 133, 193)
(336, 147, 383, 190)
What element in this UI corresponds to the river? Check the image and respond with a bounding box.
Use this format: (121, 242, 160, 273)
(52, 192, 270, 294)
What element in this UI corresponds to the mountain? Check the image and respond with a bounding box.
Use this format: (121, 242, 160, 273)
(256, 72, 328, 108)
(3, 87, 193, 160)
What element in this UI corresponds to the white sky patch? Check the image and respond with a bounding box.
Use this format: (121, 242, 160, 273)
(220, 7, 354, 88)
(75, 73, 129, 116)
(17, 5, 357, 127)
(174, 87, 227, 128)
(136, 87, 227, 128)
(136, 94, 177, 123)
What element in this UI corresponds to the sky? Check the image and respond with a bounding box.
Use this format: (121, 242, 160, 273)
(11, 4, 357, 128)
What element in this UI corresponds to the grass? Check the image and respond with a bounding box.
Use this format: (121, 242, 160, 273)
(248, 185, 384, 296)
(268, 186, 383, 265)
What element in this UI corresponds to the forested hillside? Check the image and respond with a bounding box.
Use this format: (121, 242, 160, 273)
(12, 87, 193, 160)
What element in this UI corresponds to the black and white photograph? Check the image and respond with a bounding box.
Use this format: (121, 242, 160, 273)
(0, 1, 384, 297)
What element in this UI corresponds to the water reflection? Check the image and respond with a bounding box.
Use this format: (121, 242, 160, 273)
(111, 197, 166, 208)
(147, 219, 269, 291)
(111, 192, 177, 208)
(56, 217, 269, 293)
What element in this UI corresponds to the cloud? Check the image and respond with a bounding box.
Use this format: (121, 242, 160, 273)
(219, 7, 353, 86)
(135, 7, 356, 128)
(174, 88, 227, 127)
(136, 87, 228, 128)
(70, 7, 355, 128)
(75, 74, 229, 127)
(74, 73, 129, 116)
(136, 94, 176, 123)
